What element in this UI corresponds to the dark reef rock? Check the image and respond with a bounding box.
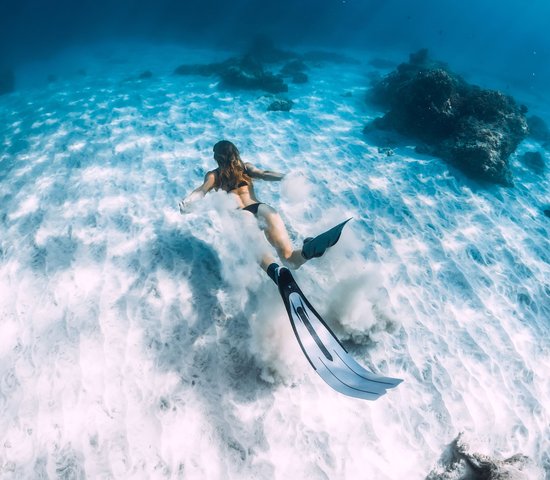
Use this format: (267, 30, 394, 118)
(0, 68, 15, 95)
(371, 68, 462, 141)
(378, 147, 394, 156)
(520, 151, 545, 174)
(280, 60, 309, 84)
(267, 98, 293, 112)
(175, 54, 288, 93)
(526, 115, 550, 143)
(290, 71, 308, 84)
(426, 433, 534, 480)
(173, 39, 362, 94)
(219, 55, 287, 93)
(281, 59, 307, 76)
(139, 70, 153, 79)
(368, 49, 528, 185)
(544, 208, 550, 218)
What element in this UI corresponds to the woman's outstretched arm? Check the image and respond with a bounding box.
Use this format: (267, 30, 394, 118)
(178, 171, 217, 213)
(245, 162, 285, 181)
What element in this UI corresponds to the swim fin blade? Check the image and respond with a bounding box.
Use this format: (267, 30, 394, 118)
(272, 265, 402, 400)
(301, 218, 351, 260)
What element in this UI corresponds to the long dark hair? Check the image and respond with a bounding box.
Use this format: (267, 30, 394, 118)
(213, 140, 252, 191)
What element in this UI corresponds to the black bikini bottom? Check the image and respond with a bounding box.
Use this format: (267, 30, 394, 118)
(242, 202, 263, 215)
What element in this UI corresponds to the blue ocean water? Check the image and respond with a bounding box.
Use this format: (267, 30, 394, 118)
(0, 2, 549, 479)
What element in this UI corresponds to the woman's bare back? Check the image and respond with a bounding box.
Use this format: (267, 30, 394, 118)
(212, 171, 260, 208)
(211, 163, 271, 209)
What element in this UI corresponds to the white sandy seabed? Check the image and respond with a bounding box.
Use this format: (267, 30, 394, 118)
(0, 43, 549, 479)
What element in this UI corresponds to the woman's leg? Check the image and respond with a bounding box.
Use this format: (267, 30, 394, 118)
(255, 204, 306, 270)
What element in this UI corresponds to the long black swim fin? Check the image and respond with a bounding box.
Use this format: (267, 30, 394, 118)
(301, 218, 352, 260)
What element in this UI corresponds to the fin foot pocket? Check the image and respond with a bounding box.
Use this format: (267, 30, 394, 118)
(266, 263, 280, 285)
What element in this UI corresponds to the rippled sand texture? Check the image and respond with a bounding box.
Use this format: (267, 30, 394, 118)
(0, 44, 548, 479)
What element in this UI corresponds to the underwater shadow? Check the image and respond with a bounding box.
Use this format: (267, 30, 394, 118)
(139, 226, 274, 465)
(142, 227, 224, 364)
(143, 226, 274, 401)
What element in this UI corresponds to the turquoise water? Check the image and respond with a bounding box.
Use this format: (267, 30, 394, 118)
(0, 37, 548, 480)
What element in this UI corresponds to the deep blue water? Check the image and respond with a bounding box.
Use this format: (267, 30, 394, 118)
(2, 0, 550, 95)
(0, 2, 549, 479)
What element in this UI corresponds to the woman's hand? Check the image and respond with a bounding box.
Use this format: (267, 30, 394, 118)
(178, 199, 190, 214)
(178, 171, 217, 214)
